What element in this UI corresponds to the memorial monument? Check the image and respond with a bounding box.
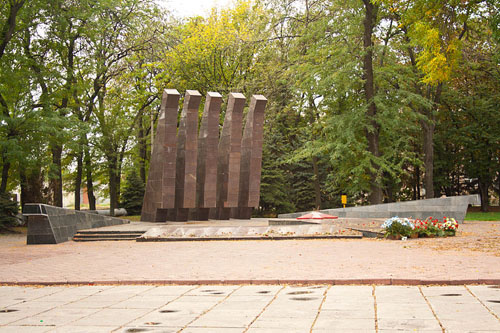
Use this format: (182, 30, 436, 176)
(141, 89, 267, 222)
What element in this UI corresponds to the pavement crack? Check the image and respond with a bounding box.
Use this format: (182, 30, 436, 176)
(243, 285, 285, 332)
(372, 285, 378, 333)
(465, 285, 500, 322)
(419, 286, 445, 333)
(309, 285, 331, 332)
(178, 285, 242, 332)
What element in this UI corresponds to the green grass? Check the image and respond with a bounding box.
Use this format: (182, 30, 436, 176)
(465, 211, 500, 221)
(120, 215, 141, 221)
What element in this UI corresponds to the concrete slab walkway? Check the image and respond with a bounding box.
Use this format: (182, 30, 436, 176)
(1, 285, 499, 332)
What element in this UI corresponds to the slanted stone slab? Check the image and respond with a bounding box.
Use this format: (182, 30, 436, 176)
(141, 89, 180, 222)
(24, 204, 128, 244)
(215, 93, 245, 220)
(196, 92, 222, 220)
(277, 195, 480, 223)
(234, 95, 267, 219)
(171, 90, 202, 221)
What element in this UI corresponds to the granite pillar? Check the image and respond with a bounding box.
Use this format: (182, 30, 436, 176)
(234, 95, 267, 219)
(170, 90, 202, 221)
(196, 92, 222, 220)
(215, 93, 246, 220)
(140, 89, 180, 222)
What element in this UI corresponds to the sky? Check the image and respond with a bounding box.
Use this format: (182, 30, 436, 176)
(155, 0, 234, 18)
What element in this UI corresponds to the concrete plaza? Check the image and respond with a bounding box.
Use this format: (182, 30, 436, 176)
(1, 220, 500, 331)
(1, 284, 500, 332)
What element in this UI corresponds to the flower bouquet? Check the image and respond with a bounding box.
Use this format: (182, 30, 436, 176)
(442, 217, 458, 236)
(381, 217, 415, 239)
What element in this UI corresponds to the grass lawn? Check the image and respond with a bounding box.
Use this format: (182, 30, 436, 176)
(465, 211, 500, 221)
(120, 215, 141, 221)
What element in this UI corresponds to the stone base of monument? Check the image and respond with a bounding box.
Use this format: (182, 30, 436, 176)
(137, 223, 362, 241)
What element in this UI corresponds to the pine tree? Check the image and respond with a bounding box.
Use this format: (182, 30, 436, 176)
(121, 171, 144, 216)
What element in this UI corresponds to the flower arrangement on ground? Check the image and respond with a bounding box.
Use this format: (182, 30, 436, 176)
(381, 217, 415, 239)
(442, 217, 458, 236)
(381, 216, 458, 239)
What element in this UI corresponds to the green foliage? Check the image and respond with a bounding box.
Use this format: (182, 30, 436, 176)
(120, 170, 145, 216)
(465, 212, 500, 222)
(384, 221, 414, 238)
(0, 193, 19, 229)
(0, 0, 498, 215)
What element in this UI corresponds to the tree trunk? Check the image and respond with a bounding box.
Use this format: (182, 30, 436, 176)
(74, 149, 83, 210)
(362, 0, 382, 205)
(49, 144, 63, 207)
(138, 119, 147, 184)
(108, 156, 118, 216)
(478, 176, 489, 212)
(312, 156, 321, 210)
(20, 167, 44, 208)
(421, 119, 435, 199)
(84, 145, 96, 210)
(0, 154, 10, 193)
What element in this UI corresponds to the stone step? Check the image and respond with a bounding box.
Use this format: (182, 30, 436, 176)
(76, 230, 147, 235)
(73, 236, 138, 241)
(73, 231, 144, 242)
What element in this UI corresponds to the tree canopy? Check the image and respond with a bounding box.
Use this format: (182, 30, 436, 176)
(0, 0, 498, 216)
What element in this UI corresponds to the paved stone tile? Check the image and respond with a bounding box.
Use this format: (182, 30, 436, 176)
(184, 285, 239, 296)
(12, 307, 98, 326)
(188, 312, 256, 328)
(247, 329, 305, 333)
(182, 328, 243, 333)
(313, 316, 375, 330)
(70, 308, 152, 327)
(96, 286, 156, 296)
(423, 287, 500, 332)
(0, 307, 50, 325)
(2, 285, 500, 331)
(377, 302, 436, 320)
(375, 285, 423, 303)
(119, 328, 181, 333)
(378, 331, 441, 333)
(377, 318, 442, 331)
(62, 299, 122, 309)
(140, 285, 198, 296)
(230, 285, 282, 296)
(468, 285, 500, 318)
(50, 325, 121, 332)
(250, 317, 315, 330)
(0, 326, 52, 332)
(109, 295, 178, 309)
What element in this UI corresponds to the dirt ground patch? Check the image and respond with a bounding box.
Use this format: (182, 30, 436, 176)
(410, 221, 500, 256)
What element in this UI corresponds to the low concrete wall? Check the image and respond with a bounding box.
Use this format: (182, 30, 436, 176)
(278, 195, 480, 223)
(25, 204, 129, 244)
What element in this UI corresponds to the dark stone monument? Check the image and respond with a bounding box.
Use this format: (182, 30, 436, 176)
(170, 90, 202, 221)
(214, 93, 245, 220)
(196, 92, 222, 220)
(234, 95, 268, 219)
(141, 90, 267, 222)
(141, 89, 180, 222)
